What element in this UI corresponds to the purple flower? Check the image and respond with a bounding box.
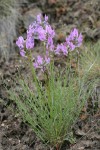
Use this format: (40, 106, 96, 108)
(48, 37, 53, 45)
(55, 44, 61, 55)
(27, 24, 34, 37)
(16, 14, 83, 70)
(26, 36, 34, 49)
(66, 28, 83, 51)
(45, 25, 55, 51)
(61, 44, 68, 55)
(45, 25, 55, 38)
(37, 56, 43, 65)
(33, 55, 50, 69)
(27, 23, 39, 40)
(37, 14, 42, 24)
(33, 62, 38, 69)
(44, 15, 48, 22)
(55, 43, 68, 56)
(45, 56, 50, 64)
(16, 36, 25, 49)
(69, 42, 75, 51)
(20, 50, 26, 57)
(46, 37, 54, 51)
(70, 28, 78, 38)
(33, 55, 43, 69)
(37, 26, 46, 41)
(77, 33, 83, 47)
(66, 38, 75, 51)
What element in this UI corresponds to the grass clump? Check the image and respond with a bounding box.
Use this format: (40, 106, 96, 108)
(9, 64, 92, 149)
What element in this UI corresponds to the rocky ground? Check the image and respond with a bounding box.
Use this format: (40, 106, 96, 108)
(0, 0, 100, 149)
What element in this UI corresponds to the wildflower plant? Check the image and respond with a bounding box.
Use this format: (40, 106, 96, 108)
(10, 14, 92, 149)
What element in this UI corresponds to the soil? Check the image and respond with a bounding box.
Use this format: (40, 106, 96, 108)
(0, 0, 100, 150)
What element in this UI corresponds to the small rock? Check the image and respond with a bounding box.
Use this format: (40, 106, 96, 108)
(23, 7, 42, 28)
(75, 129, 86, 136)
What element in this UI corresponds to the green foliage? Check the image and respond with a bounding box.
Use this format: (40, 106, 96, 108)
(9, 61, 92, 149)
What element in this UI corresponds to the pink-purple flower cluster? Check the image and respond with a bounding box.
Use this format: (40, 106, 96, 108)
(55, 43, 68, 56)
(66, 28, 83, 51)
(34, 55, 50, 70)
(16, 36, 26, 57)
(16, 14, 83, 70)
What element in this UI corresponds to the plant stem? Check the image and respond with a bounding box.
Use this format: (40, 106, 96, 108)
(56, 144, 60, 150)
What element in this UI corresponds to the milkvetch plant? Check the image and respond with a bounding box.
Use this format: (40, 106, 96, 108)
(10, 14, 92, 150)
